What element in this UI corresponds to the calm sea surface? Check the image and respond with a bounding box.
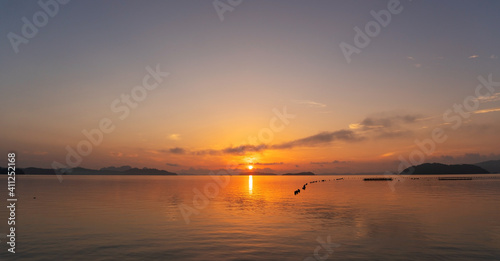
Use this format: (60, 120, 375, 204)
(1, 175, 500, 260)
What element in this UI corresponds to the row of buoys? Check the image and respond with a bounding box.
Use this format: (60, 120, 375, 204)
(363, 178, 393, 181)
(292, 175, 500, 195)
(294, 179, 338, 195)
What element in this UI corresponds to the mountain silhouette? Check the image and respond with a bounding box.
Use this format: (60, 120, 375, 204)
(400, 163, 489, 174)
(0, 166, 176, 175)
(100, 166, 132, 172)
(474, 160, 500, 173)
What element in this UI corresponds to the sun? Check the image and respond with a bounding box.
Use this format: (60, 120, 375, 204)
(248, 165, 254, 170)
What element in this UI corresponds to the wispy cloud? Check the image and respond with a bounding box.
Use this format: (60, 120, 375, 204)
(292, 99, 327, 108)
(238, 162, 284, 166)
(475, 93, 500, 103)
(349, 123, 361, 129)
(164, 114, 428, 157)
(221, 144, 268, 155)
(164, 129, 361, 156)
(169, 147, 186, 154)
(405, 56, 421, 68)
(380, 152, 395, 157)
(348, 114, 423, 140)
(490, 55, 498, 59)
(310, 160, 348, 165)
(169, 134, 181, 140)
(354, 114, 420, 131)
(192, 149, 219, 156)
(167, 145, 267, 156)
(255, 162, 283, 165)
(468, 55, 479, 59)
(109, 152, 139, 158)
(163, 113, 427, 157)
(166, 162, 181, 167)
(271, 130, 361, 150)
(474, 107, 500, 114)
(216, 130, 359, 154)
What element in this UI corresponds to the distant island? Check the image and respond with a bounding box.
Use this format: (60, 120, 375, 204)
(0, 166, 177, 175)
(282, 172, 315, 176)
(474, 160, 500, 174)
(400, 163, 489, 175)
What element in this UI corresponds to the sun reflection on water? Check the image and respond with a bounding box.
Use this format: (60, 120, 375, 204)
(249, 175, 253, 194)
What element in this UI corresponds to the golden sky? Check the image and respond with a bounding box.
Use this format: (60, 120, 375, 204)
(1, 1, 500, 173)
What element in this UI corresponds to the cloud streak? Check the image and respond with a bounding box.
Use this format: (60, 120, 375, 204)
(169, 134, 181, 140)
(474, 107, 500, 114)
(271, 130, 361, 149)
(292, 99, 327, 108)
(475, 93, 500, 103)
(238, 162, 284, 166)
(169, 147, 186, 154)
(166, 162, 181, 167)
(310, 160, 348, 165)
(222, 144, 268, 155)
(165, 129, 361, 156)
(356, 114, 420, 130)
(164, 114, 424, 156)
